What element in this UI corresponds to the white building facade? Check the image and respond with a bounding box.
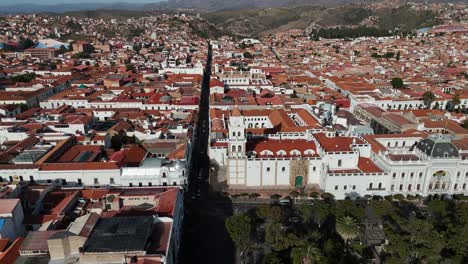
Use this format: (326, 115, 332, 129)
(210, 110, 468, 199)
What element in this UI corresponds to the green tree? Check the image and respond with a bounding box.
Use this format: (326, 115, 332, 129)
(125, 64, 134, 72)
(296, 203, 314, 224)
(265, 221, 302, 251)
(391, 77, 404, 88)
(257, 205, 283, 223)
(309, 192, 319, 199)
(422, 91, 436, 109)
(270, 194, 282, 200)
(386, 218, 444, 263)
(225, 214, 252, 254)
(11, 73, 36, 83)
(263, 252, 282, 264)
(133, 44, 141, 53)
(290, 191, 300, 199)
(72, 52, 91, 59)
(384, 52, 395, 59)
(335, 216, 360, 251)
(243, 51, 254, 59)
(291, 244, 323, 264)
(19, 38, 35, 50)
(312, 201, 330, 228)
(335, 200, 365, 221)
(452, 94, 461, 107)
(58, 45, 68, 54)
(248, 193, 260, 199)
(323, 238, 339, 257)
(321, 192, 334, 201)
(371, 52, 381, 59)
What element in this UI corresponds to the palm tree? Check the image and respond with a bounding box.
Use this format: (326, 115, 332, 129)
(291, 244, 323, 264)
(335, 215, 360, 252)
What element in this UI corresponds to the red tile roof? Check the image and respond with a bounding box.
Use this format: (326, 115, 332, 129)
(80, 189, 110, 200)
(156, 188, 178, 217)
(247, 139, 318, 158)
(0, 237, 24, 264)
(41, 162, 120, 171)
(314, 133, 364, 152)
(0, 239, 9, 252)
(0, 199, 19, 215)
(357, 158, 383, 173)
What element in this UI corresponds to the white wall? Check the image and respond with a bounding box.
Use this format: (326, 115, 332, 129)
(38, 169, 120, 185)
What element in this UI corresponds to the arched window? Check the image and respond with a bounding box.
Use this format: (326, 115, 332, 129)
(162, 172, 167, 178)
(232, 132, 235, 137)
(369, 183, 373, 189)
(378, 183, 382, 189)
(232, 145, 236, 152)
(238, 145, 242, 152)
(237, 131, 241, 137)
(276, 150, 286, 156)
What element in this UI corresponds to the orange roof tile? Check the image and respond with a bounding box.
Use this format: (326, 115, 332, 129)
(0, 237, 24, 264)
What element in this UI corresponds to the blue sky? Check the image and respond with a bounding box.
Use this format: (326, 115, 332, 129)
(0, 0, 162, 6)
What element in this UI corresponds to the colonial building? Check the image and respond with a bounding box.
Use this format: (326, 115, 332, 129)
(210, 107, 468, 199)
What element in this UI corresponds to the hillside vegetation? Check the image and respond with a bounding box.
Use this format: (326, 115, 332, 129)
(203, 4, 441, 37)
(63, 10, 151, 20)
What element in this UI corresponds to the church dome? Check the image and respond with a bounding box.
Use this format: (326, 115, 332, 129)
(416, 135, 459, 158)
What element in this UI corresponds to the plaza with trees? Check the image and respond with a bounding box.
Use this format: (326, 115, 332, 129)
(225, 194, 468, 263)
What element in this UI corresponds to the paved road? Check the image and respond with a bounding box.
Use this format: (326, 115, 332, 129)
(178, 44, 236, 264)
(185, 43, 212, 201)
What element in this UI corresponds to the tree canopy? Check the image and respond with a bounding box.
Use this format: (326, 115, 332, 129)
(11, 73, 36, 83)
(422, 91, 436, 108)
(391, 77, 404, 88)
(225, 214, 252, 253)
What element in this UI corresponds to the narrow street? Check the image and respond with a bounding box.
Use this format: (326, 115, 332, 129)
(178, 44, 236, 264)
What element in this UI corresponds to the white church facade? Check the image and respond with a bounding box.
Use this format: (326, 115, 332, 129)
(209, 107, 468, 199)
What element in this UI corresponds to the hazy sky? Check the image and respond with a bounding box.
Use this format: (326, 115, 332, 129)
(0, 0, 162, 6)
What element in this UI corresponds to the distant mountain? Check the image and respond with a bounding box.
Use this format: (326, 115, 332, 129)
(0, 2, 148, 14)
(150, 0, 467, 10)
(153, 0, 389, 10)
(1, 0, 463, 14)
